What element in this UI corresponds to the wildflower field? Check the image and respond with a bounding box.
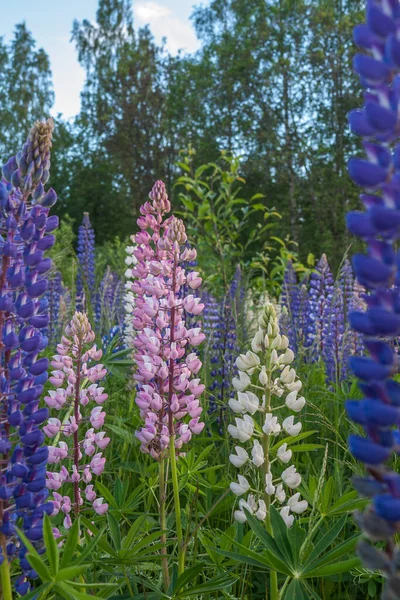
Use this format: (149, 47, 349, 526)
(1, 0, 400, 599)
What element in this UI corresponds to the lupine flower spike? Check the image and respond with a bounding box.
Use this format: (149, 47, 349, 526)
(76, 213, 95, 312)
(0, 119, 58, 595)
(44, 312, 109, 531)
(132, 181, 205, 458)
(347, 2, 400, 596)
(228, 303, 307, 527)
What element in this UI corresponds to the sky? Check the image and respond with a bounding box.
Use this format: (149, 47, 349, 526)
(2, 0, 206, 119)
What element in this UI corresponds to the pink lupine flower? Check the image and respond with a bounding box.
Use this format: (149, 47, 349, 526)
(130, 181, 205, 460)
(44, 312, 109, 528)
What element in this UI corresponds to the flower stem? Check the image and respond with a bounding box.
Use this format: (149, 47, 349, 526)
(0, 543, 13, 600)
(263, 358, 279, 600)
(159, 458, 170, 589)
(169, 436, 185, 576)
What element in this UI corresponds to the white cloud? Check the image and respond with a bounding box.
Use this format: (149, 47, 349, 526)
(133, 1, 200, 55)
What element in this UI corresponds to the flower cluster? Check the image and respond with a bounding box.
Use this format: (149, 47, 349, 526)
(131, 180, 205, 459)
(228, 302, 307, 527)
(44, 311, 109, 530)
(123, 238, 137, 351)
(0, 119, 58, 595)
(346, 1, 400, 593)
(76, 212, 95, 311)
(305, 254, 334, 353)
(205, 268, 244, 426)
(96, 266, 123, 337)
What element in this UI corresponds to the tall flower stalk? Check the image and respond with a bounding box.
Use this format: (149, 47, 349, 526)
(346, 1, 400, 596)
(44, 311, 108, 530)
(228, 303, 307, 600)
(131, 181, 205, 581)
(76, 212, 95, 312)
(0, 119, 58, 596)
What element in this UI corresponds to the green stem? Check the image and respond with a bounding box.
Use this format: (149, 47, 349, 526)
(159, 458, 170, 589)
(0, 545, 13, 600)
(169, 436, 185, 576)
(263, 358, 279, 600)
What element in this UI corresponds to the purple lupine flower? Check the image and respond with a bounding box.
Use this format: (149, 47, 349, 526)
(206, 268, 243, 428)
(322, 287, 347, 383)
(346, 2, 400, 593)
(0, 119, 58, 594)
(305, 254, 334, 355)
(96, 267, 124, 336)
(131, 181, 205, 459)
(44, 311, 109, 530)
(46, 271, 63, 347)
(76, 212, 95, 311)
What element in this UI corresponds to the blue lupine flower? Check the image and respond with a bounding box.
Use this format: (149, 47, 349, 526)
(96, 267, 123, 336)
(305, 254, 334, 354)
(204, 268, 244, 428)
(76, 212, 95, 311)
(280, 261, 309, 354)
(0, 119, 57, 594)
(347, 2, 400, 592)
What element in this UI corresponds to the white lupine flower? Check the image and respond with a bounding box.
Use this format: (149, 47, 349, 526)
(277, 443, 292, 463)
(229, 446, 249, 467)
(281, 465, 302, 489)
(259, 366, 268, 385)
(256, 499, 267, 520)
(251, 440, 264, 467)
(251, 328, 264, 352)
(279, 348, 294, 365)
(265, 472, 275, 495)
(288, 493, 308, 514)
(282, 416, 302, 436)
(280, 506, 294, 528)
(285, 391, 306, 412)
(262, 413, 281, 435)
(234, 510, 247, 523)
(230, 475, 250, 496)
(228, 302, 307, 527)
(279, 335, 289, 350)
(275, 483, 286, 503)
(280, 366, 296, 384)
(232, 371, 251, 391)
(238, 391, 259, 415)
(271, 334, 281, 349)
(228, 397, 247, 414)
(228, 415, 254, 442)
(286, 380, 302, 393)
(236, 351, 260, 372)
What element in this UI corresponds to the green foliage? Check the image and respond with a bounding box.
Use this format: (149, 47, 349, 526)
(47, 213, 76, 290)
(176, 150, 291, 297)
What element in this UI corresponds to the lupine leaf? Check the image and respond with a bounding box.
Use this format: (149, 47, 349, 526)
(305, 515, 347, 565)
(55, 564, 91, 581)
(59, 518, 80, 569)
(43, 514, 59, 574)
(303, 557, 361, 578)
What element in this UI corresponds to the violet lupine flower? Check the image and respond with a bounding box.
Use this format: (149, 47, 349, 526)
(46, 271, 63, 346)
(305, 254, 334, 354)
(96, 267, 123, 336)
(132, 181, 205, 459)
(76, 212, 95, 311)
(346, 2, 400, 594)
(44, 312, 109, 529)
(322, 287, 347, 383)
(0, 119, 58, 595)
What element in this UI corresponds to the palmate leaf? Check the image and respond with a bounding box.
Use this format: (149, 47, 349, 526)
(243, 508, 294, 569)
(43, 514, 59, 574)
(181, 572, 237, 597)
(269, 507, 295, 568)
(305, 515, 347, 566)
(169, 563, 205, 595)
(59, 518, 80, 569)
(284, 579, 310, 600)
(213, 543, 293, 576)
(304, 534, 361, 573)
(303, 557, 361, 578)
